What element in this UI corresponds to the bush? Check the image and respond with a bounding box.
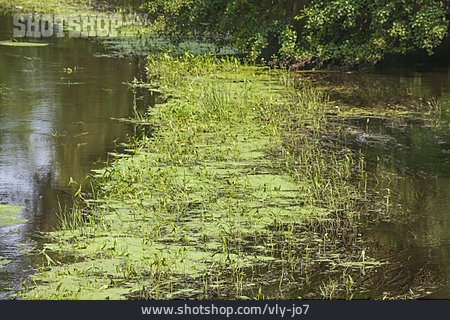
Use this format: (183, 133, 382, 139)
(144, 0, 449, 65)
(300, 0, 449, 64)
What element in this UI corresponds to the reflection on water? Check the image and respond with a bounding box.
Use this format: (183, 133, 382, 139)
(0, 14, 147, 298)
(321, 65, 450, 298)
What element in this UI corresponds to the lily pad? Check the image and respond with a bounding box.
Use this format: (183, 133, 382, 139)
(0, 41, 49, 47)
(0, 204, 26, 227)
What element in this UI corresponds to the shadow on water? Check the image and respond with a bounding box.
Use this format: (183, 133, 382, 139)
(0, 13, 151, 299)
(317, 63, 450, 298)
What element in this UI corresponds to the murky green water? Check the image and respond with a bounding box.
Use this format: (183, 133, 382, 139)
(319, 66, 450, 298)
(0, 13, 148, 298)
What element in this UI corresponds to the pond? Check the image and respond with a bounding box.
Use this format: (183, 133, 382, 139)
(0, 9, 450, 298)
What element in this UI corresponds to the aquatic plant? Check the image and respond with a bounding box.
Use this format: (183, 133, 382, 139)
(20, 54, 373, 300)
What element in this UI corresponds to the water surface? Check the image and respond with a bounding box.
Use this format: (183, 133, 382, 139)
(0, 13, 146, 299)
(319, 65, 450, 298)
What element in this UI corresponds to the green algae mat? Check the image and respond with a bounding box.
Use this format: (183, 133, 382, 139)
(0, 204, 26, 227)
(0, 41, 49, 47)
(20, 56, 377, 300)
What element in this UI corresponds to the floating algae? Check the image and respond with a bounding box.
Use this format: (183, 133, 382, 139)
(0, 204, 26, 227)
(0, 256, 11, 269)
(0, 41, 49, 47)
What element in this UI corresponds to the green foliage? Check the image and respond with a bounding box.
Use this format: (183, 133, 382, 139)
(145, 0, 449, 65)
(279, 25, 300, 60)
(144, 0, 298, 60)
(300, 0, 449, 64)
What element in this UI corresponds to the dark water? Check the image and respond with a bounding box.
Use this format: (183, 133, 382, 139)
(319, 66, 450, 298)
(0, 13, 147, 298)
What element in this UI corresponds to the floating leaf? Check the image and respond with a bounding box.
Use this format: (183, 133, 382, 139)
(0, 41, 49, 47)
